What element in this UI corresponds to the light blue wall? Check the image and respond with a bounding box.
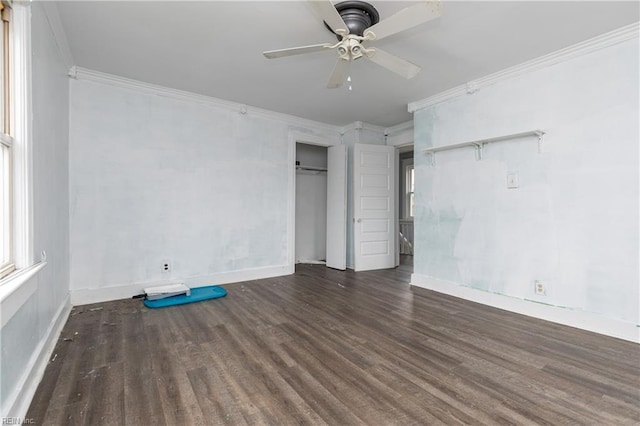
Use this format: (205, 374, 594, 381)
(68, 79, 336, 292)
(413, 38, 639, 324)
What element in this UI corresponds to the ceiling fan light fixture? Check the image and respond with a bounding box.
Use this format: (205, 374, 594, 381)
(263, 0, 444, 88)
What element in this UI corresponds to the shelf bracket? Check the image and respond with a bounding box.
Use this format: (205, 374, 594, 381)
(426, 151, 436, 166)
(474, 143, 483, 161)
(535, 131, 545, 153)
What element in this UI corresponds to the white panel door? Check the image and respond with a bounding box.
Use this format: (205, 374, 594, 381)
(353, 144, 395, 271)
(326, 145, 347, 270)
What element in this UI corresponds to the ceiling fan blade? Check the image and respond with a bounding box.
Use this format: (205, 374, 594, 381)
(327, 58, 350, 89)
(363, 0, 442, 41)
(263, 43, 333, 59)
(365, 48, 421, 79)
(308, 0, 349, 36)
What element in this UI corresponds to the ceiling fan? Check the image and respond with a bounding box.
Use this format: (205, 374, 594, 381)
(263, 0, 442, 88)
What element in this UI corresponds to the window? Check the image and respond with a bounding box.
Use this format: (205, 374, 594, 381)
(0, 1, 29, 281)
(0, 1, 13, 279)
(0, 134, 10, 278)
(406, 164, 414, 218)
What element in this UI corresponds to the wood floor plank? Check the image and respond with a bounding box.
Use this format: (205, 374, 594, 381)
(186, 365, 251, 426)
(26, 258, 640, 425)
(83, 363, 125, 426)
(24, 318, 74, 423)
(122, 309, 167, 425)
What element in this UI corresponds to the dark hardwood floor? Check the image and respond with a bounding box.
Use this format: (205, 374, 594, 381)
(28, 257, 639, 425)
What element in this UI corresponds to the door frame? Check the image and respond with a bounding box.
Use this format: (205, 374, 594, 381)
(287, 131, 341, 274)
(395, 143, 414, 266)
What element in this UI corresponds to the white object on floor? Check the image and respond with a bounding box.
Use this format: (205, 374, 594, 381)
(297, 259, 327, 265)
(144, 283, 190, 300)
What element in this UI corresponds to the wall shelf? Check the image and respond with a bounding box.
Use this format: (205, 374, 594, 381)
(423, 130, 545, 165)
(296, 165, 327, 174)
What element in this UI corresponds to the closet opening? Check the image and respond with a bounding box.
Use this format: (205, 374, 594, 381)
(295, 142, 329, 265)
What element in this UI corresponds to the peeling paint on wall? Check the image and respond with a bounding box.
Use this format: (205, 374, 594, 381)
(68, 79, 333, 291)
(413, 38, 639, 324)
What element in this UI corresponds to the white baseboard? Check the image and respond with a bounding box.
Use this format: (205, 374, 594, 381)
(70, 264, 292, 306)
(411, 274, 639, 343)
(4, 293, 72, 420)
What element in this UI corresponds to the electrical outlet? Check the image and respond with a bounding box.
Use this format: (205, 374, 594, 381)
(162, 261, 171, 273)
(507, 172, 519, 189)
(534, 280, 546, 295)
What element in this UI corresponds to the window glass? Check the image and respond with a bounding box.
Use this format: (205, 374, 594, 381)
(406, 165, 415, 218)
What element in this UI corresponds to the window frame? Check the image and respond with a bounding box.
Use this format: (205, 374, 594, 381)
(0, 1, 32, 282)
(405, 163, 415, 219)
(0, 1, 13, 279)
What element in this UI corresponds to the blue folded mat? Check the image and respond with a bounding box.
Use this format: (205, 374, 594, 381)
(143, 285, 227, 309)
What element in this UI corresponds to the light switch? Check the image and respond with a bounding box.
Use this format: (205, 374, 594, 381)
(507, 173, 519, 189)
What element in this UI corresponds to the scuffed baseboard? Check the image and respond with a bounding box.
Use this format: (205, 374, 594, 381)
(70, 264, 291, 306)
(4, 294, 71, 420)
(411, 273, 639, 343)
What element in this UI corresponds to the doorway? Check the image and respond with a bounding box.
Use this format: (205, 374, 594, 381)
(288, 132, 347, 272)
(295, 143, 328, 264)
(398, 145, 414, 268)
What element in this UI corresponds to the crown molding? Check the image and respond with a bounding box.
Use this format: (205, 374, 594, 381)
(385, 120, 414, 147)
(40, 2, 75, 70)
(361, 122, 386, 134)
(385, 120, 413, 137)
(340, 120, 386, 135)
(69, 66, 341, 136)
(408, 22, 640, 113)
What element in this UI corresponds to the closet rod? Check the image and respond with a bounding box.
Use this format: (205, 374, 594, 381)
(296, 165, 327, 172)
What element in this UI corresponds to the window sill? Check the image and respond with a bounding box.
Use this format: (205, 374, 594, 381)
(0, 262, 47, 327)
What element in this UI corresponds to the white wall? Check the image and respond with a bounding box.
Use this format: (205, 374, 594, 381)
(69, 77, 339, 302)
(1, 2, 70, 417)
(295, 173, 327, 262)
(411, 38, 639, 340)
(295, 143, 327, 263)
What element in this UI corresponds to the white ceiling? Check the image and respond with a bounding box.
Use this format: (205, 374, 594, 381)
(56, 1, 639, 127)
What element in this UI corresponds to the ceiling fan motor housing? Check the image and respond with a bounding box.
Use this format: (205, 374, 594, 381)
(327, 1, 380, 39)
